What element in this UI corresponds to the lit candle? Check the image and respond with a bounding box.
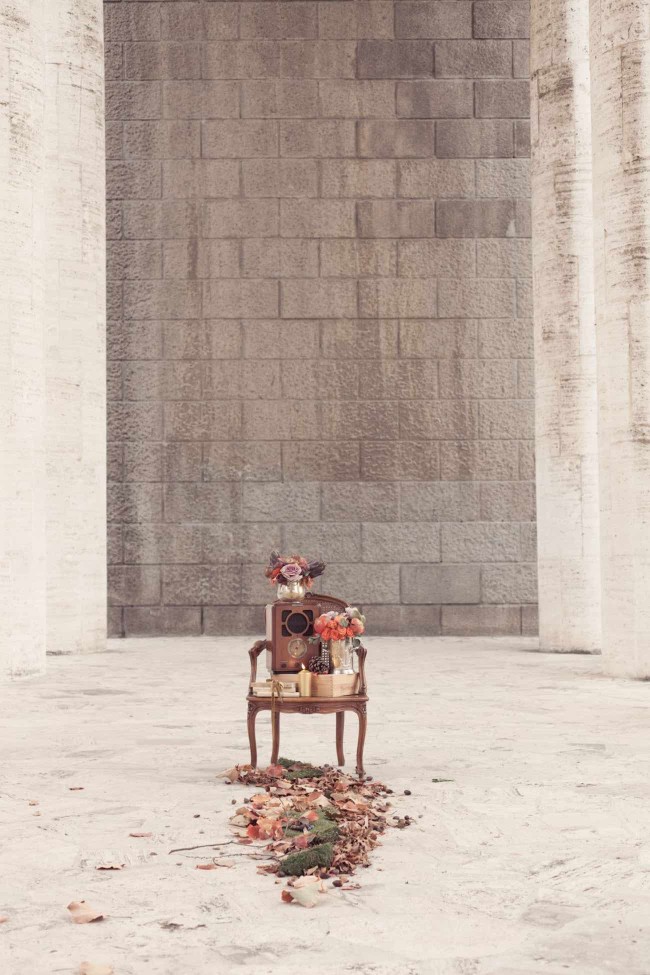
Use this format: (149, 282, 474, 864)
(298, 664, 311, 697)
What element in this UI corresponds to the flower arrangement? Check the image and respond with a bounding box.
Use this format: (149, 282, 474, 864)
(313, 607, 365, 642)
(265, 552, 326, 589)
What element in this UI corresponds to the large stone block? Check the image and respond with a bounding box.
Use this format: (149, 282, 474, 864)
(108, 483, 163, 524)
(436, 199, 517, 237)
(435, 40, 512, 77)
(242, 319, 320, 358)
(321, 401, 400, 440)
(242, 80, 319, 118)
(439, 359, 518, 399)
(123, 280, 201, 320)
(240, 2, 318, 39)
(163, 565, 241, 605)
(401, 563, 480, 604)
(203, 360, 281, 400)
(281, 279, 357, 318)
(473, 1, 529, 38)
(476, 239, 531, 277)
(396, 2, 472, 38)
(481, 563, 537, 603)
(358, 201, 435, 238)
(104, 4, 161, 41)
(321, 160, 397, 198)
(436, 119, 514, 158)
(202, 41, 281, 79)
(242, 159, 318, 198)
(108, 566, 161, 606)
(362, 523, 441, 563)
(320, 240, 397, 277)
(479, 400, 535, 439)
(164, 320, 242, 359)
(361, 441, 440, 481)
(106, 161, 161, 200)
(108, 402, 163, 441)
(438, 279, 516, 318)
(124, 43, 202, 82)
(478, 319, 533, 359)
(398, 159, 473, 198)
(108, 240, 162, 280)
(159, 2, 238, 40)
(203, 605, 266, 635)
(108, 321, 163, 361)
(439, 441, 520, 481)
(164, 401, 242, 441)
(321, 483, 399, 521)
(441, 605, 521, 635)
(203, 279, 279, 318)
(162, 81, 239, 119)
(242, 483, 321, 521)
(357, 359, 439, 399)
(105, 81, 162, 120)
(318, 1, 394, 39)
(400, 482, 480, 521)
(396, 80, 473, 117)
(398, 239, 475, 277)
(164, 483, 241, 522)
(282, 440, 362, 481)
(319, 81, 396, 118)
(321, 564, 401, 603)
(400, 401, 479, 440)
(243, 401, 320, 440)
(399, 319, 478, 358)
(441, 523, 521, 562)
(475, 81, 530, 119)
(476, 159, 530, 199)
(123, 200, 200, 238)
(124, 607, 203, 637)
(358, 40, 433, 78)
(123, 524, 203, 565)
(163, 443, 203, 482)
(203, 524, 282, 564)
(321, 319, 399, 357)
(124, 442, 163, 482)
(280, 119, 356, 157)
(203, 200, 278, 238)
(480, 481, 535, 522)
(163, 239, 240, 279)
(279, 41, 357, 78)
(202, 120, 279, 158)
(280, 200, 356, 237)
(282, 522, 362, 563)
(359, 120, 436, 157)
(359, 279, 437, 318)
(124, 120, 200, 159)
(203, 442, 282, 482)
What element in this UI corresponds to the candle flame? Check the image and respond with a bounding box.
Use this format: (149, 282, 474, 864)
(300, 663, 306, 670)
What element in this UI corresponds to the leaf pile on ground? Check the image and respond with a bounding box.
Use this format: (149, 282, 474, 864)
(217, 758, 409, 904)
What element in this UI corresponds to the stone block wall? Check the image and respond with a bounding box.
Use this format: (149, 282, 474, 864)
(105, 0, 535, 638)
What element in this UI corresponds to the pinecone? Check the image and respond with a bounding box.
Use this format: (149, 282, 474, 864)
(308, 656, 329, 675)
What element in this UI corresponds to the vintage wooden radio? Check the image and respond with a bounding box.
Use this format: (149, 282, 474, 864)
(265, 593, 348, 673)
(265, 599, 321, 673)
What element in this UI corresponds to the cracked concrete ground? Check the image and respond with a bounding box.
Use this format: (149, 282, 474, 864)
(1, 636, 650, 975)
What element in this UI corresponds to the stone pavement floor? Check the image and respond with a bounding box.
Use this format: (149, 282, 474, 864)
(1, 637, 649, 975)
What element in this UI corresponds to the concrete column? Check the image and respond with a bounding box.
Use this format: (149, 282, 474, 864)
(0, 1, 48, 676)
(43, 0, 106, 654)
(530, 0, 601, 652)
(590, 0, 650, 676)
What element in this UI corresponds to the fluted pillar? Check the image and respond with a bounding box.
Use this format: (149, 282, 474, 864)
(0, 0, 106, 677)
(44, 0, 106, 654)
(530, 0, 601, 652)
(0, 1, 48, 676)
(590, 0, 650, 676)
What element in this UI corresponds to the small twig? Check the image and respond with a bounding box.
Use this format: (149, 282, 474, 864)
(168, 841, 241, 854)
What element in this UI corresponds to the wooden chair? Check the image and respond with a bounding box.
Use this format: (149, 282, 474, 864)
(246, 596, 368, 777)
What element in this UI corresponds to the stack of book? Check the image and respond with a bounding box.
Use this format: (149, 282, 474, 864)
(251, 679, 299, 698)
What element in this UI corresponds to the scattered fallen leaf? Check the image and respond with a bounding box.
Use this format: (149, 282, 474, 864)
(67, 901, 104, 924)
(69, 787, 84, 792)
(303, 810, 318, 822)
(195, 863, 218, 870)
(281, 883, 321, 908)
(229, 814, 250, 828)
(79, 964, 113, 975)
(129, 832, 152, 838)
(291, 875, 324, 890)
(293, 834, 310, 850)
(0, 916, 8, 924)
(95, 862, 124, 871)
(28, 800, 39, 806)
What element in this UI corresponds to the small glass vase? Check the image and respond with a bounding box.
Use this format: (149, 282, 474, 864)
(328, 638, 356, 675)
(276, 579, 306, 601)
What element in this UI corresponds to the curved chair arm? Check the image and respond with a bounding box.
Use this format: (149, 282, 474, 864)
(249, 639, 267, 689)
(355, 643, 368, 695)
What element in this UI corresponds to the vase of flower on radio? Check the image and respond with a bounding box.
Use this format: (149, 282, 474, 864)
(313, 607, 365, 674)
(265, 552, 326, 601)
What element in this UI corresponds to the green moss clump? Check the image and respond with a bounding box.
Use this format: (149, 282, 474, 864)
(278, 757, 324, 780)
(278, 843, 333, 877)
(285, 809, 339, 845)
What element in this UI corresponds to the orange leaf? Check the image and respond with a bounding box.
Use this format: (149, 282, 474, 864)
(67, 901, 104, 924)
(294, 834, 310, 849)
(79, 965, 113, 975)
(281, 890, 294, 903)
(0, 916, 8, 924)
(303, 810, 319, 822)
(266, 765, 284, 777)
(246, 824, 261, 840)
(196, 864, 218, 871)
(129, 831, 152, 838)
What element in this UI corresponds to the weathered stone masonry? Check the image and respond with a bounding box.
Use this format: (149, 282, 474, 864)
(104, 0, 534, 638)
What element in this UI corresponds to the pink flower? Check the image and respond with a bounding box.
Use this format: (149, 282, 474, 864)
(280, 562, 303, 582)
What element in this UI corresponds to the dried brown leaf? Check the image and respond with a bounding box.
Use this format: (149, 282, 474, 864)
(67, 901, 104, 924)
(129, 831, 152, 838)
